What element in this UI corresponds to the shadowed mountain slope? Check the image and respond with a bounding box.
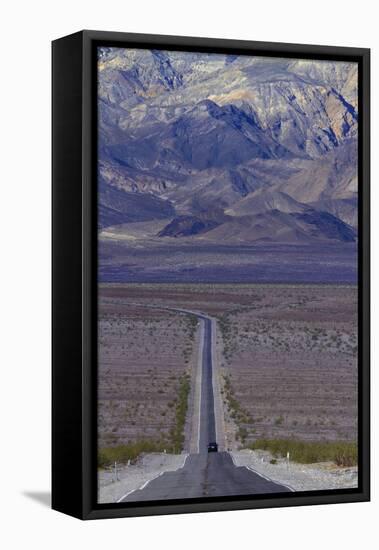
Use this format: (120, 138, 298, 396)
(97, 48, 358, 282)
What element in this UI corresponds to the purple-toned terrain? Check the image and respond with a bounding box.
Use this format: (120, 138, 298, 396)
(97, 48, 358, 283)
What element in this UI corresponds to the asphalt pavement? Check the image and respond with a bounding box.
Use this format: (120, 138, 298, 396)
(199, 316, 216, 452)
(121, 307, 291, 502)
(121, 452, 290, 502)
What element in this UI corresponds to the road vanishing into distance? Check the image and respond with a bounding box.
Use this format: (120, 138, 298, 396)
(118, 305, 292, 502)
(197, 313, 216, 450)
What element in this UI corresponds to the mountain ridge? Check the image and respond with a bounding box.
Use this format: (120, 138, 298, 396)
(97, 48, 358, 261)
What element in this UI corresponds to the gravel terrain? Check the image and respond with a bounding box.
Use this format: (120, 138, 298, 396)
(231, 450, 357, 491)
(218, 285, 357, 447)
(98, 453, 188, 503)
(98, 287, 200, 451)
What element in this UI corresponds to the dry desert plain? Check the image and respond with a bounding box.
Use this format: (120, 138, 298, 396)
(98, 283, 357, 467)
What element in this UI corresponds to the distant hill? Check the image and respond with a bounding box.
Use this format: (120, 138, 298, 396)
(98, 177, 175, 228)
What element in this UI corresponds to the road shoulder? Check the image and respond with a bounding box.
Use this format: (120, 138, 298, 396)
(98, 453, 188, 504)
(231, 450, 358, 492)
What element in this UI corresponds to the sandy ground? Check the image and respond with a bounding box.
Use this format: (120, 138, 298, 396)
(231, 450, 358, 491)
(98, 453, 188, 504)
(98, 292, 200, 449)
(97, 284, 358, 500)
(218, 285, 357, 446)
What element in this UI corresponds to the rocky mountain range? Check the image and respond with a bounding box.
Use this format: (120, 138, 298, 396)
(97, 48, 358, 283)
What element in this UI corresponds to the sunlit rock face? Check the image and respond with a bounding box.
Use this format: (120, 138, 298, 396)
(97, 47, 358, 245)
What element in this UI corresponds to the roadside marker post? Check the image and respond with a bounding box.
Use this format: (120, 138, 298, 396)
(114, 461, 120, 482)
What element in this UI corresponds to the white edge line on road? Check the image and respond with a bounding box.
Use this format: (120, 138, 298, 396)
(180, 454, 189, 469)
(197, 319, 204, 454)
(210, 318, 218, 448)
(246, 466, 296, 492)
(116, 487, 138, 503)
(116, 454, 189, 503)
(139, 471, 164, 491)
(116, 471, 164, 503)
(229, 452, 295, 492)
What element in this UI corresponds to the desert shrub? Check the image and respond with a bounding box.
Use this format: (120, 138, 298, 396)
(169, 372, 191, 451)
(98, 439, 169, 468)
(99, 371, 192, 467)
(222, 374, 252, 439)
(237, 427, 248, 443)
(333, 443, 358, 467)
(248, 439, 357, 466)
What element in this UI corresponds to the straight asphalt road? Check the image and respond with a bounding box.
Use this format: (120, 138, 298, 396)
(121, 452, 290, 502)
(199, 315, 216, 452)
(120, 305, 292, 502)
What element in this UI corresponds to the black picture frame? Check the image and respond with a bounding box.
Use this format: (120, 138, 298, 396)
(52, 30, 370, 520)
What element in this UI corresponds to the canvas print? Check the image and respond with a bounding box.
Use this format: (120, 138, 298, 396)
(96, 47, 358, 504)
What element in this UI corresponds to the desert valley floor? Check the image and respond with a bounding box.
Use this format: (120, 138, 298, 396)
(98, 283, 357, 453)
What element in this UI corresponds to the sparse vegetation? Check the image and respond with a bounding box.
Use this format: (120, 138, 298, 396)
(274, 415, 284, 426)
(169, 372, 191, 451)
(99, 283, 358, 470)
(248, 439, 357, 467)
(98, 439, 171, 468)
(222, 374, 251, 444)
(98, 288, 198, 463)
(218, 315, 239, 362)
(218, 285, 358, 447)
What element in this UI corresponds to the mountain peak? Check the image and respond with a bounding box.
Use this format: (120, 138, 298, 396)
(98, 48, 358, 251)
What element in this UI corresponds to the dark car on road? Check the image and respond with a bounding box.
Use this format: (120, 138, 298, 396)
(207, 442, 218, 453)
